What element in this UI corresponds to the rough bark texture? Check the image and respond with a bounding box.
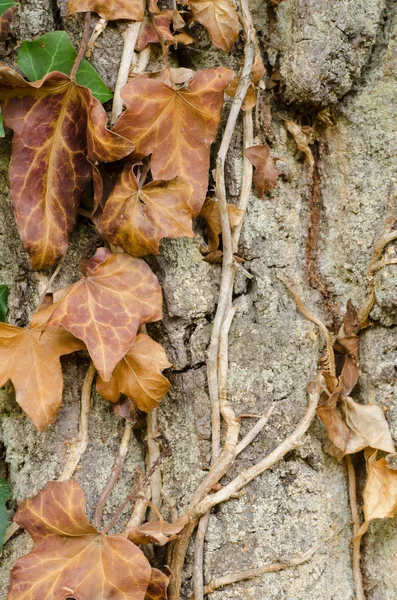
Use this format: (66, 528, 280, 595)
(0, 1, 397, 599)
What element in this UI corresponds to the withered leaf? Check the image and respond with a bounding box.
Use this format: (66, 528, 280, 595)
(136, 10, 181, 51)
(0, 3, 17, 41)
(68, 0, 145, 21)
(341, 397, 395, 456)
(358, 449, 397, 537)
(145, 569, 169, 600)
(200, 197, 244, 252)
(126, 514, 189, 546)
(96, 333, 172, 412)
(113, 67, 234, 216)
(0, 67, 133, 269)
(10, 480, 152, 600)
(0, 305, 84, 431)
(187, 0, 239, 52)
(317, 404, 350, 455)
(284, 119, 314, 174)
(226, 76, 257, 111)
(246, 145, 281, 198)
(46, 248, 163, 382)
(99, 164, 194, 257)
(334, 336, 360, 397)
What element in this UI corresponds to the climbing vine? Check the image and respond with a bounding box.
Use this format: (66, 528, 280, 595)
(0, 1, 396, 600)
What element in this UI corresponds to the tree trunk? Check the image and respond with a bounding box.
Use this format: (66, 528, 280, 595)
(0, 1, 397, 599)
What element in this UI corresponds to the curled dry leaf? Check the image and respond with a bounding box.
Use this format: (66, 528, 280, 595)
(10, 480, 151, 600)
(246, 144, 281, 198)
(0, 2, 17, 41)
(187, 0, 239, 52)
(0, 66, 133, 269)
(68, 0, 145, 21)
(126, 514, 189, 546)
(98, 164, 194, 257)
(136, 10, 192, 51)
(358, 449, 397, 537)
(96, 333, 172, 412)
(284, 119, 314, 174)
(46, 248, 163, 381)
(0, 304, 84, 431)
(341, 397, 395, 456)
(145, 569, 169, 600)
(200, 197, 244, 252)
(113, 67, 234, 216)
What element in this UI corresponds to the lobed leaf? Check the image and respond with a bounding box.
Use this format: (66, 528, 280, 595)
(0, 66, 133, 269)
(113, 67, 234, 215)
(0, 1, 17, 42)
(0, 283, 9, 321)
(47, 249, 163, 381)
(96, 333, 171, 412)
(68, 0, 145, 21)
(10, 480, 152, 600)
(187, 0, 239, 52)
(18, 31, 112, 103)
(0, 477, 11, 551)
(99, 164, 194, 257)
(0, 304, 85, 431)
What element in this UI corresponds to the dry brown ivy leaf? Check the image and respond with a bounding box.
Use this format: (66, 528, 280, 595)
(96, 333, 172, 412)
(246, 145, 281, 198)
(98, 163, 194, 257)
(0, 304, 84, 431)
(226, 77, 257, 111)
(187, 0, 239, 52)
(0, 67, 133, 269)
(126, 514, 189, 545)
(145, 569, 169, 600)
(0, 4, 17, 41)
(68, 0, 145, 21)
(358, 449, 397, 537)
(341, 397, 395, 456)
(136, 10, 192, 51)
(200, 197, 244, 252)
(9, 480, 152, 600)
(113, 67, 234, 216)
(284, 119, 314, 173)
(46, 248, 163, 381)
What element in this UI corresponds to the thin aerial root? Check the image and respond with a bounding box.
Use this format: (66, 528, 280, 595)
(346, 455, 365, 600)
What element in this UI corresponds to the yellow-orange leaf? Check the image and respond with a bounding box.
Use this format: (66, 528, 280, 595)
(46, 248, 163, 381)
(113, 67, 234, 216)
(187, 0, 239, 51)
(68, 0, 145, 21)
(10, 480, 151, 600)
(96, 333, 171, 412)
(0, 67, 133, 269)
(200, 197, 244, 252)
(99, 164, 194, 257)
(358, 449, 397, 537)
(0, 305, 84, 431)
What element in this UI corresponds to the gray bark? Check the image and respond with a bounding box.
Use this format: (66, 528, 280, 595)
(0, 1, 397, 598)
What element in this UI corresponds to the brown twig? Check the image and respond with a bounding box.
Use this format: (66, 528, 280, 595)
(276, 270, 336, 378)
(70, 12, 91, 81)
(235, 406, 275, 456)
(232, 107, 254, 252)
(111, 21, 142, 125)
(59, 361, 96, 481)
(93, 420, 133, 528)
(146, 409, 162, 521)
(346, 455, 365, 600)
(37, 256, 65, 311)
(86, 17, 107, 57)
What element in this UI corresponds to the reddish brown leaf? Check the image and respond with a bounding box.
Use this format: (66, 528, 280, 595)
(113, 67, 234, 215)
(10, 480, 152, 600)
(96, 333, 172, 412)
(98, 164, 194, 257)
(187, 0, 239, 52)
(68, 0, 145, 21)
(200, 197, 244, 252)
(0, 304, 84, 431)
(145, 569, 169, 600)
(246, 145, 281, 198)
(136, 11, 176, 51)
(126, 514, 189, 545)
(226, 76, 257, 111)
(317, 404, 350, 454)
(203, 249, 223, 263)
(0, 5, 17, 41)
(0, 67, 133, 269)
(46, 248, 163, 381)
(358, 449, 397, 537)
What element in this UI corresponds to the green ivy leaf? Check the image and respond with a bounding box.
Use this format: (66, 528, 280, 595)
(0, 110, 4, 138)
(0, 285, 8, 322)
(0, 478, 11, 551)
(17, 31, 113, 103)
(0, 0, 17, 16)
